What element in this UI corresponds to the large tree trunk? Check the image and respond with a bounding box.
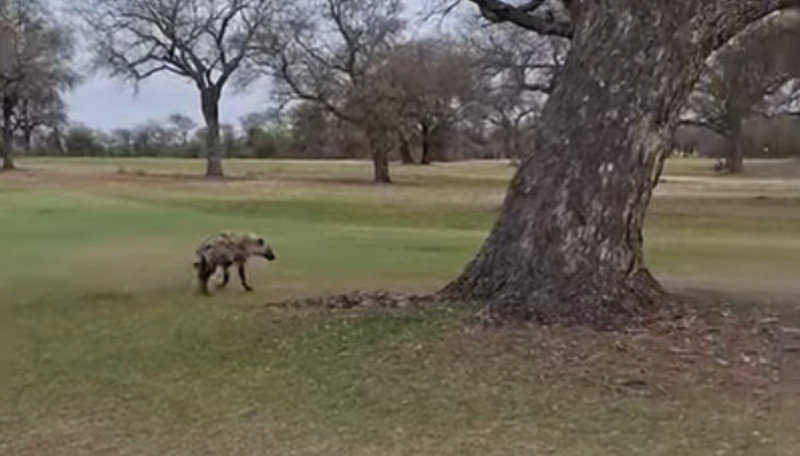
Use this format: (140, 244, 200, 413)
(398, 134, 414, 164)
(420, 121, 432, 165)
(443, 0, 767, 328)
(23, 126, 33, 153)
(501, 123, 520, 165)
(372, 147, 391, 183)
(201, 87, 224, 178)
(367, 128, 392, 184)
(726, 118, 745, 173)
(1, 95, 14, 170)
(728, 141, 744, 173)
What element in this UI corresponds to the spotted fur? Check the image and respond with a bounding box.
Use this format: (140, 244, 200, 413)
(193, 231, 276, 295)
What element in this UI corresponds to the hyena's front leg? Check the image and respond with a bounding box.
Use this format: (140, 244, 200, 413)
(237, 262, 253, 292)
(216, 265, 231, 290)
(196, 261, 215, 296)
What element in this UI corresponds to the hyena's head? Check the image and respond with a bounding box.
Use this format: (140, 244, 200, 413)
(242, 233, 276, 261)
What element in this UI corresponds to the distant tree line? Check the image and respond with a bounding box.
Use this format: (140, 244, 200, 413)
(1, 0, 799, 178)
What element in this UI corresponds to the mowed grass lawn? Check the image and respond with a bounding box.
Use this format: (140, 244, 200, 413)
(1, 157, 799, 455)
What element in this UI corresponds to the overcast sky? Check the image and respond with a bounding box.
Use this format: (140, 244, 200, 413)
(59, 0, 454, 132)
(65, 72, 269, 131)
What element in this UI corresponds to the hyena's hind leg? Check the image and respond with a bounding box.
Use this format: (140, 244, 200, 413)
(194, 258, 215, 295)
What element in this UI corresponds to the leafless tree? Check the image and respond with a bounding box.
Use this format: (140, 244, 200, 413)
(433, 0, 800, 328)
(463, 15, 567, 162)
(767, 79, 800, 117)
(239, 110, 274, 134)
(132, 121, 177, 154)
(13, 85, 69, 153)
(72, 0, 284, 177)
(111, 128, 134, 155)
(0, 0, 77, 169)
(378, 38, 475, 165)
(253, 0, 405, 183)
(682, 14, 800, 173)
(64, 123, 109, 156)
(168, 113, 197, 147)
(469, 17, 567, 95)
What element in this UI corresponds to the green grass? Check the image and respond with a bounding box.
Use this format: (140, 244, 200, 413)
(663, 157, 800, 178)
(1, 157, 799, 455)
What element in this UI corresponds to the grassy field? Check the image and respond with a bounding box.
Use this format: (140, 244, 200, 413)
(1, 157, 799, 455)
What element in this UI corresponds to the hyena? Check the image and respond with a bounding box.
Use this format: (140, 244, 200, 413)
(193, 231, 276, 295)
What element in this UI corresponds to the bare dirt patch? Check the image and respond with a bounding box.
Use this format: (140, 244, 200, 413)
(266, 290, 780, 395)
(266, 290, 443, 311)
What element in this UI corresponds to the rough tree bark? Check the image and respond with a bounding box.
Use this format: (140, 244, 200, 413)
(20, 100, 33, 153)
(420, 121, 432, 165)
(726, 116, 745, 173)
(19, 100, 34, 153)
(444, 0, 785, 328)
(23, 127, 32, 152)
(367, 128, 392, 184)
(728, 141, 745, 173)
(201, 87, 224, 178)
(1, 94, 15, 170)
(372, 148, 392, 183)
(399, 134, 415, 164)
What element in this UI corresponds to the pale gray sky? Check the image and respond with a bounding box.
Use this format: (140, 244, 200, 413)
(65, 72, 267, 131)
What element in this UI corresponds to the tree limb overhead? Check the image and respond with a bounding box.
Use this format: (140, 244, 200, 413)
(467, 0, 573, 38)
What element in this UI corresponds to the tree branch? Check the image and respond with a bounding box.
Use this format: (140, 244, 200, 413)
(678, 118, 729, 138)
(519, 81, 553, 94)
(467, 0, 573, 38)
(274, 53, 356, 124)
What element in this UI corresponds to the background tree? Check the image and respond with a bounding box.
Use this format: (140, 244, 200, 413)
(682, 16, 800, 173)
(167, 113, 197, 148)
(0, 0, 77, 169)
(766, 78, 800, 117)
(286, 100, 340, 158)
(239, 109, 291, 158)
(239, 110, 274, 140)
(110, 128, 134, 156)
(134, 119, 185, 155)
(255, 0, 405, 183)
(221, 123, 237, 156)
(73, 0, 283, 177)
(437, 0, 800, 328)
(379, 38, 475, 165)
(465, 17, 566, 162)
(64, 124, 108, 156)
(13, 86, 69, 153)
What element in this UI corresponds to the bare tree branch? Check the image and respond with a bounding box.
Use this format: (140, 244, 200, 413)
(467, 0, 572, 38)
(678, 118, 728, 137)
(0, 0, 79, 166)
